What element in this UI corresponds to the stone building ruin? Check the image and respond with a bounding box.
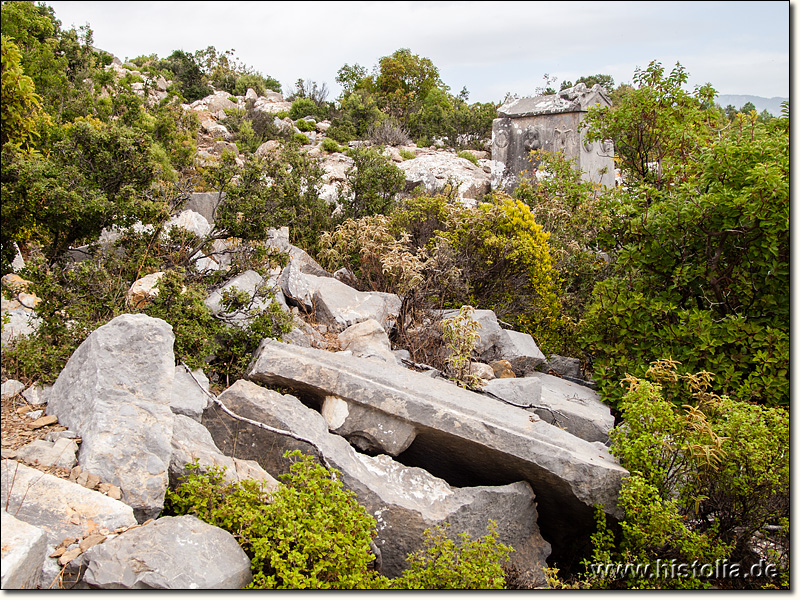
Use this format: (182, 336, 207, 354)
(491, 83, 615, 191)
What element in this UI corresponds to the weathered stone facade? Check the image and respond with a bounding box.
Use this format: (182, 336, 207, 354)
(491, 83, 614, 191)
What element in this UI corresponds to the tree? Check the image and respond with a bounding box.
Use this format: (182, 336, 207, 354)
(375, 48, 447, 126)
(159, 50, 210, 102)
(1, 34, 46, 148)
(560, 73, 615, 92)
(739, 101, 756, 114)
(1, 116, 161, 270)
(583, 61, 721, 192)
(581, 108, 789, 408)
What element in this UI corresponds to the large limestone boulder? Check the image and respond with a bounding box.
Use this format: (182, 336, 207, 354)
(202, 380, 551, 580)
(245, 340, 627, 556)
(1, 460, 137, 588)
(280, 268, 401, 333)
(484, 374, 614, 443)
(45, 314, 176, 521)
(397, 152, 491, 200)
(170, 412, 280, 489)
(82, 515, 252, 589)
(1, 510, 48, 589)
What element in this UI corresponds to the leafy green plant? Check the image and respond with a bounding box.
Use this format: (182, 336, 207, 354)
(166, 451, 516, 589)
(456, 150, 478, 166)
(580, 110, 789, 408)
(165, 451, 387, 589)
(294, 118, 315, 132)
(320, 137, 343, 153)
(399, 148, 415, 160)
(393, 522, 512, 589)
(292, 132, 310, 145)
(339, 146, 405, 219)
(441, 305, 482, 387)
(580, 362, 789, 589)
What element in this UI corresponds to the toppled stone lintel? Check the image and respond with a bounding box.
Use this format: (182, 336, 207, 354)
(245, 340, 627, 550)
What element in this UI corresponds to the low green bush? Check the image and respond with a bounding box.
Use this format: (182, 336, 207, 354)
(295, 119, 315, 132)
(165, 450, 515, 589)
(320, 137, 342, 153)
(580, 361, 789, 589)
(456, 150, 478, 166)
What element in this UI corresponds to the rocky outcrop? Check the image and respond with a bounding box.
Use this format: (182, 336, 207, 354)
(44, 314, 176, 521)
(82, 515, 253, 589)
(397, 152, 491, 200)
(245, 339, 627, 555)
(202, 379, 551, 580)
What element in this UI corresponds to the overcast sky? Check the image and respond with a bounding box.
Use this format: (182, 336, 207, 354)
(44, 1, 790, 103)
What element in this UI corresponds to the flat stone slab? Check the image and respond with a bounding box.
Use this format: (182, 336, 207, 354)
(1, 460, 137, 588)
(484, 374, 614, 443)
(204, 380, 551, 580)
(246, 340, 627, 551)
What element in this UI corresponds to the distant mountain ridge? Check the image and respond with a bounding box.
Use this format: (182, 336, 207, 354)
(716, 95, 788, 116)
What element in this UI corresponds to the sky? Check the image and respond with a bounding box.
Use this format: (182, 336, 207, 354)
(44, 1, 790, 104)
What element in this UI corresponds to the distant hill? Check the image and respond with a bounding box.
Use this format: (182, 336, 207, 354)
(716, 95, 788, 116)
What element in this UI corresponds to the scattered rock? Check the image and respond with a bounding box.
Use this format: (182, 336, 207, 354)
(82, 515, 253, 589)
(245, 339, 627, 555)
(1, 510, 48, 589)
(203, 379, 551, 580)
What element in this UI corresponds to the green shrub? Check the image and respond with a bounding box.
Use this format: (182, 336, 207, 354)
(339, 146, 405, 219)
(288, 97, 319, 121)
(399, 148, 415, 160)
(165, 451, 386, 589)
(320, 137, 343, 153)
(456, 150, 478, 166)
(166, 450, 515, 589)
(581, 361, 789, 589)
(294, 119, 315, 132)
(292, 132, 310, 145)
(320, 193, 562, 357)
(580, 102, 788, 408)
(393, 522, 512, 589)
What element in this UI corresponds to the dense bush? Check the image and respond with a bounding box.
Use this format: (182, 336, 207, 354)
(320, 193, 562, 354)
(338, 146, 406, 219)
(580, 106, 789, 408)
(1, 117, 162, 270)
(581, 361, 788, 589)
(166, 450, 514, 589)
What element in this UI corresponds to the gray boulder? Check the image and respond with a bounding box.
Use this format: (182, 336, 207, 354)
(83, 515, 252, 589)
(169, 365, 211, 421)
(1, 510, 48, 589)
(203, 380, 551, 580)
(170, 413, 280, 489)
(484, 374, 614, 443)
(45, 314, 176, 521)
(245, 340, 627, 555)
(1, 460, 137, 588)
